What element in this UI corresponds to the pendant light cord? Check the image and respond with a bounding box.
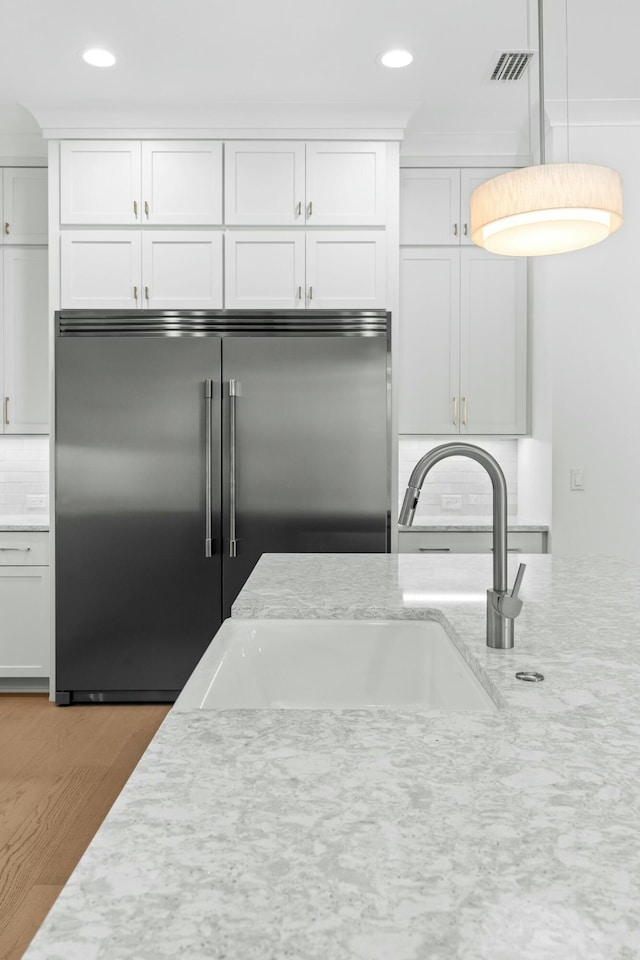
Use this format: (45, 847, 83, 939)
(537, 0, 545, 164)
(565, 0, 570, 161)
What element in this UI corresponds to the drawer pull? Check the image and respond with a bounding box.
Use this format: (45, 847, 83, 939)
(418, 547, 451, 553)
(0, 546, 32, 552)
(491, 547, 521, 553)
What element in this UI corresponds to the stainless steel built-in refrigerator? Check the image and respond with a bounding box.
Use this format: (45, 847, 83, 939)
(55, 310, 390, 704)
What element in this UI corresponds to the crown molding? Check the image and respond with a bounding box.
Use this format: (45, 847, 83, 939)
(546, 99, 640, 127)
(23, 100, 412, 140)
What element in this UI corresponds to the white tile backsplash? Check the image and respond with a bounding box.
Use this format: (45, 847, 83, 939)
(0, 437, 49, 515)
(399, 438, 518, 520)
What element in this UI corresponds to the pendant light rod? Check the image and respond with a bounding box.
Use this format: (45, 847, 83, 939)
(537, 0, 545, 164)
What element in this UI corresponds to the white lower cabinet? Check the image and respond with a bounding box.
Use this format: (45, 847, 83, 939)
(225, 230, 387, 309)
(0, 532, 50, 680)
(399, 246, 527, 435)
(398, 530, 548, 554)
(2, 246, 49, 434)
(61, 231, 223, 309)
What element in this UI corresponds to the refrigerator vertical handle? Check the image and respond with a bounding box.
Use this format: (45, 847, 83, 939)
(229, 379, 238, 558)
(204, 379, 213, 558)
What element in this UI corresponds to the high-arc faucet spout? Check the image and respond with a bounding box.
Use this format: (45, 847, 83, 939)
(399, 442, 526, 649)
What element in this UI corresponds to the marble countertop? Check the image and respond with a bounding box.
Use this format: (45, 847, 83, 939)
(399, 518, 548, 532)
(25, 553, 640, 959)
(0, 514, 49, 531)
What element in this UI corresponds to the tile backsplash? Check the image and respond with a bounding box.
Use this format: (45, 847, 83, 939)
(0, 437, 50, 516)
(399, 438, 518, 520)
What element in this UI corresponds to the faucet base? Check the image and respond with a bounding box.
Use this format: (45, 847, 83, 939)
(486, 591, 515, 649)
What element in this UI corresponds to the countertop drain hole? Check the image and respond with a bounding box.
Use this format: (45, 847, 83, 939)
(516, 671, 544, 682)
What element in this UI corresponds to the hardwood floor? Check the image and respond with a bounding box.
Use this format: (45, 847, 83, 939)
(0, 694, 170, 960)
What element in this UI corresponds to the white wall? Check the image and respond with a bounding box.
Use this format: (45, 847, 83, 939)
(543, 123, 640, 559)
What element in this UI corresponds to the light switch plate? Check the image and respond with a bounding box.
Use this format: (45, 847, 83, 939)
(570, 468, 585, 491)
(441, 494, 462, 511)
(27, 494, 48, 509)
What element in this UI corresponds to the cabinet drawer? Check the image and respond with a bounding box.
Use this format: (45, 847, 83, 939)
(398, 530, 546, 554)
(0, 532, 49, 565)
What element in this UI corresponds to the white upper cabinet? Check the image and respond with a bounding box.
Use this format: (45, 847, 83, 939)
(142, 232, 223, 309)
(224, 142, 305, 226)
(400, 170, 461, 245)
(2, 247, 49, 434)
(61, 231, 142, 309)
(224, 141, 386, 226)
(459, 247, 527, 434)
(305, 232, 387, 309)
(225, 231, 305, 310)
(60, 141, 222, 225)
(400, 167, 513, 245)
(60, 142, 141, 225)
(140, 142, 222, 225)
(305, 142, 386, 226)
(2, 168, 48, 244)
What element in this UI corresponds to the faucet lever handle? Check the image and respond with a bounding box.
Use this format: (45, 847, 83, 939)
(497, 563, 526, 619)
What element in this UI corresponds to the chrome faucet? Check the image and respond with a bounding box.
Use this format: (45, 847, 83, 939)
(399, 442, 526, 649)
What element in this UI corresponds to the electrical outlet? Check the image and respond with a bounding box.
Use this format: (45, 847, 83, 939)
(441, 494, 462, 511)
(27, 494, 48, 510)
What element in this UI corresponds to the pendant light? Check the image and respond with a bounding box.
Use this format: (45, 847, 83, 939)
(470, 0, 623, 256)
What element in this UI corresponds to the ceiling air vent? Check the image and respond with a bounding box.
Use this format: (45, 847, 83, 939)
(490, 51, 534, 81)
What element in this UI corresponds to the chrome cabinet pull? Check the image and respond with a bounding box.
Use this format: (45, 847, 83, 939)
(4, 397, 9, 425)
(133, 286, 138, 301)
(4, 222, 8, 235)
(452, 396, 458, 426)
(462, 396, 467, 426)
(144, 200, 149, 217)
(133, 200, 138, 217)
(453, 223, 458, 237)
(308, 201, 313, 217)
(204, 380, 213, 558)
(418, 547, 451, 553)
(0, 545, 31, 551)
(297, 285, 302, 300)
(296, 201, 302, 217)
(463, 223, 468, 236)
(308, 286, 313, 301)
(228, 379, 238, 558)
(144, 286, 149, 301)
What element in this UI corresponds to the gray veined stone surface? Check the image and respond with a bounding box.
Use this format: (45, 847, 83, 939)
(0, 514, 49, 531)
(24, 553, 640, 959)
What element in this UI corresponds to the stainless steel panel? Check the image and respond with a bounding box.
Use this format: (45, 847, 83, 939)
(221, 335, 389, 615)
(55, 336, 222, 697)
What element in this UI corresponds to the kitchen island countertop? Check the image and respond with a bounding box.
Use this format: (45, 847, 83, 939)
(24, 553, 640, 959)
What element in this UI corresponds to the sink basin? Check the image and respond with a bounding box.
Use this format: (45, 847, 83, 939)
(174, 619, 497, 711)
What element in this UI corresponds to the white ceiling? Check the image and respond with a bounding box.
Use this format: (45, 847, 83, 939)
(0, 0, 637, 144)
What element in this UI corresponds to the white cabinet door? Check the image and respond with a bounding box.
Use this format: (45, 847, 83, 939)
(225, 231, 305, 309)
(141, 142, 222, 225)
(459, 248, 528, 435)
(60, 142, 141, 224)
(0, 566, 50, 677)
(399, 248, 460, 434)
(142, 231, 223, 309)
(400, 169, 461, 244)
(2, 168, 48, 244)
(61, 231, 142, 309)
(305, 143, 386, 226)
(3, 247, 49, 434)
(305, 231, 386, 309)
(460, 168, 511, 246)
(224, 142, 305, 225)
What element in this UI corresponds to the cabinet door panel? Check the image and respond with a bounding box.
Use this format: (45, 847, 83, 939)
(61, 231, 141, 309)
(306, 143, 386, 225)
(459, 248, 527, 434)
(2, 168, 48, 244)
(305, 232, 386, 309)
(225, 231, 305, 309)
(0, 567, 50, 677)
(141, 142, 222, 225)
(399, 248, 460, 434)
(60, 141, 141, 224)
(142, 231, 223, 308)
(3, 247, 49, 433)
(400, 169, 461, 244)
(460, 168, 511, 245)
(225, 142, 305, 225)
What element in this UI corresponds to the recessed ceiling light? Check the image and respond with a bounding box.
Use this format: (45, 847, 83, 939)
(379, 49, 413, 69)
(83, 48, 116, 68)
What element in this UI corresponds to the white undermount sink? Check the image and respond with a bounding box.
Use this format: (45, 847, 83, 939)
(173, 619, 497, 712)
